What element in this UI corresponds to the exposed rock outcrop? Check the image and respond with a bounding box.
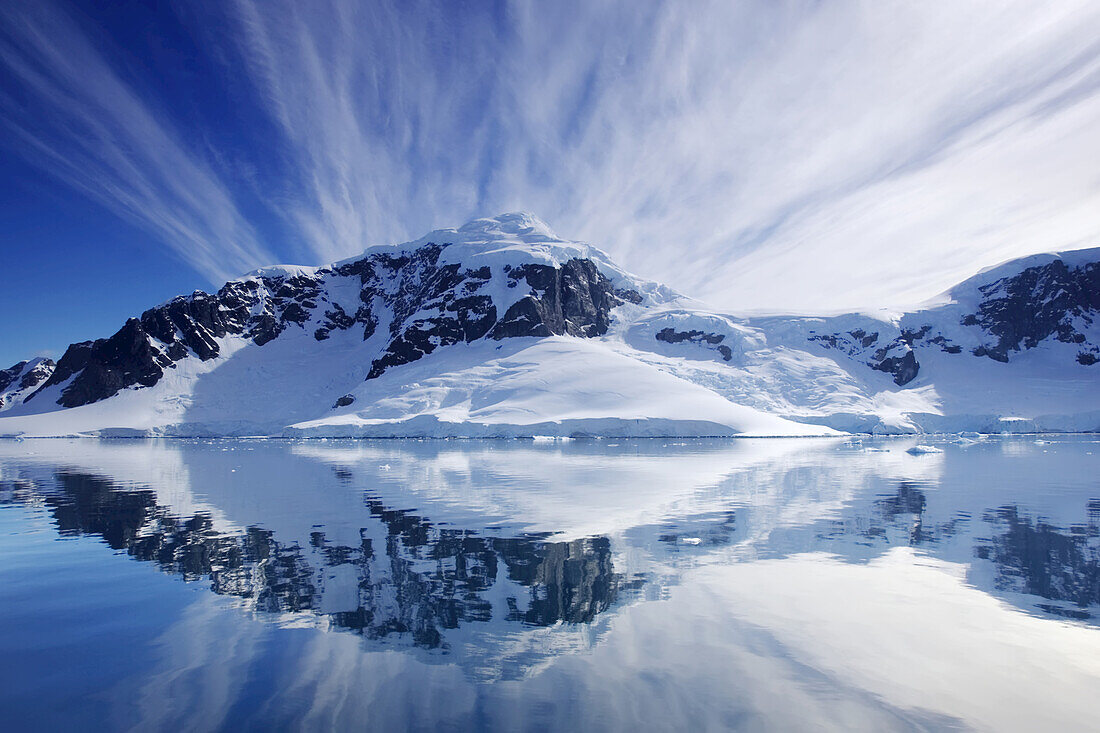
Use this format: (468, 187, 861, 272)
(489, 259, 621, 340)
(0, 358, 55, 409)
(803, 253, 1098, 387)
(962, 258, 1099, 363)
(655, 328, 733, 361)
(809, 329, 922, 386)
(5, 214, 1095, 434)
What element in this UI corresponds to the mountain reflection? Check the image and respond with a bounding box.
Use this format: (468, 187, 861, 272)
(1, 437, 1097, 660)
(817, 483, 967, 548)
(824, 483, 1099, 619)
(642, 478, 1100, 622)
(18, 470, 625, 649)
(978, 503, 1100, 617)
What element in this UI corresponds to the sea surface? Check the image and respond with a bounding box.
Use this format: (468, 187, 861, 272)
(1, 436, 1098, 731)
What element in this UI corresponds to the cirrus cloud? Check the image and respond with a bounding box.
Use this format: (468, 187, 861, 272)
(2, 0, 1099, 311)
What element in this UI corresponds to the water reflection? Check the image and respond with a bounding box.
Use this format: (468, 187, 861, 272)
(978, 503, 1100, 617)
(1, 439, 1097, 640)
(3, 469, 625, 651)
(815, 482, 967, 549)
(1, 437, 1099, 730)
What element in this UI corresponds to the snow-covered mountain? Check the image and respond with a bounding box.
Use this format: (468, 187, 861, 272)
(0, 357, 54, 411)
(1, 212, 1097, 437)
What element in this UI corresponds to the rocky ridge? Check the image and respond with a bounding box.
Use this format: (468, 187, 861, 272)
(22, 215, 643, 410)
(1, 215, 1096, 436)
(0, 357, 55, 410)
(791, 251, 1100, 386)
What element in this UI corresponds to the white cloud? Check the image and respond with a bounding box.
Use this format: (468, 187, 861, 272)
(484, 0, 1100, 311)
(0, 0, 275, 282)
(3, 0, 1099, 310)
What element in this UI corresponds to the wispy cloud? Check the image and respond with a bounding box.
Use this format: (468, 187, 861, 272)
(2, 0, 1100, 310)
(483, 0, 1100, 311)
(222, 0, 499, 262)
(0, 0, 275, 282)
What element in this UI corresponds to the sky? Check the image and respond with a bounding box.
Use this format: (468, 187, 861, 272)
(1, 0, 1099, 367)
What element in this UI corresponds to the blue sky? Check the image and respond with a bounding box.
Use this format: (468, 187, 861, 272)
(2, 0, 1099, 367)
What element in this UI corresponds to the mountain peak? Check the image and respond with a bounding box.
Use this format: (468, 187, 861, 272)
(241, 214, 564, 284)
(456, 212, 559, 242)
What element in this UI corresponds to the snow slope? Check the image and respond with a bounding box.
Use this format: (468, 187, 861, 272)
(0, 214, 1096, 437)
(286, 337, 821, 438)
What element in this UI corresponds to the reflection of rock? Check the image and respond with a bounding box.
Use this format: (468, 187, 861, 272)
(5, 441, 1097, 664)
(978, 503, 1100, 612)
(873, 483, 928, 545)
(658, 510, 738, 549)
(497, 536, 618, 625)
(809, 483, 1100, 620)
(16, 469, 625, 652)
(812, 483, 963, 549)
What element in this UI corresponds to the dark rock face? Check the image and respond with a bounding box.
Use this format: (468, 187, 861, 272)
(889, 256, 1100, 370)
(38, 321, 173, 408)
(962, 259, 1100, 363)
(30, 272, 332, 407)
(489, 259, 621, 340)
(869, 328, 928, 386)
(24, 239, 633, 407)
(0, 359, 53, 394)
(366, 257, 623, 378)
(614, 288, 645, 305)
(0, 365, 22, 396)
(333, 394, 355, 408)
(872, 350, 919, 386)
(655, 328, 733, 362)
(364, 246, 500, 379)
(313, 304, 356, 341)
(656, 328, 724, 346)
(20, 360, 55, 390)
(810, 329, 922, 386)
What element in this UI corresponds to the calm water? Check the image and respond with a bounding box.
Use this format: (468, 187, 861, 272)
(1, 436, 1098, 731)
